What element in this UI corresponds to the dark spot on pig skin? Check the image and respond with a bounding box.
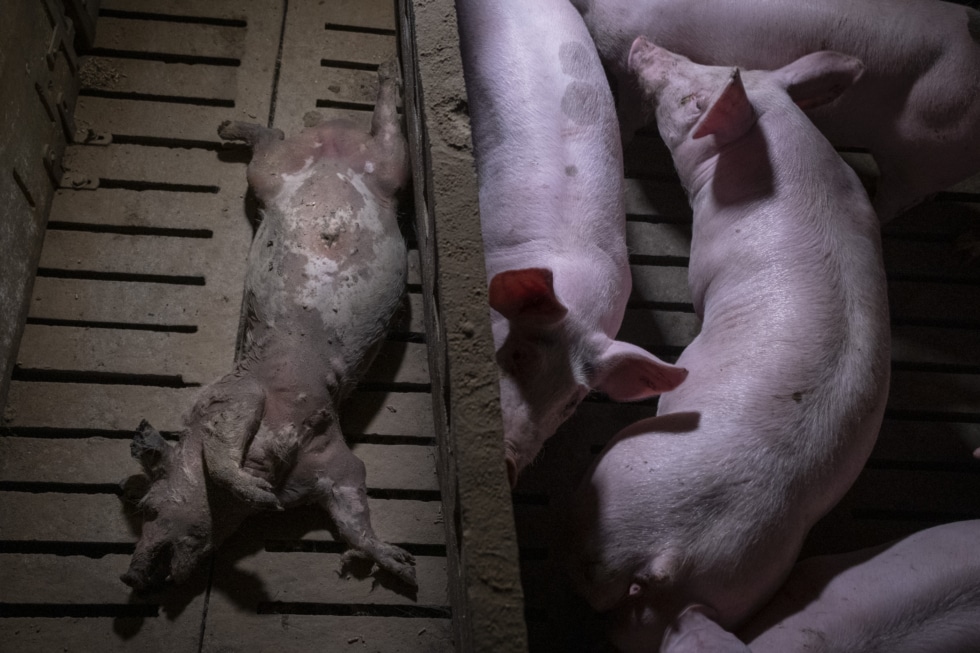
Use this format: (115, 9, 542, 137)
(561, 81, 605, 126)
(559, 41, 596, 81)
(565, 165, 578, 177)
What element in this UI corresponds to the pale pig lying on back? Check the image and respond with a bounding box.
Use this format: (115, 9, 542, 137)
(571, 0, 980, 219)
(568, 40, 891, 652)
(457, 0, 687, 487)
(120, 61, 416, 592)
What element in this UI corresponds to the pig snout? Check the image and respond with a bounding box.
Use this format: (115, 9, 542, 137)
(121, 507, 215, 593)
(626, 36, 660, 77)
(658, 606, 751, 653)
(120, 540, 174, 594)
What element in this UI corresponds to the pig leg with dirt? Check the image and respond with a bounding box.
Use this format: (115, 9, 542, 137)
(457, 0, 687, 487)
(568, 41, 891, 652)
(121, 59, 416, 591)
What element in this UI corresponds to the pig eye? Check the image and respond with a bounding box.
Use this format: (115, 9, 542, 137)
(139, 501, 160, 519)
(680, 94, 696, 106)
(499, 345, 529, 374)
(561, 397, 580, 418)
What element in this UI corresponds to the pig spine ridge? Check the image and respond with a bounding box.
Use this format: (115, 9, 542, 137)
(569, 43, 891, 652)
(120, 60, 416, 592)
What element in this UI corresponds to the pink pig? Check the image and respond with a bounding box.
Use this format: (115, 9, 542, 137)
(570, 0, 980, 219)
(456, 0, 688, 486)
(567, 40, 891, 651)
(738, 520, 980, 653)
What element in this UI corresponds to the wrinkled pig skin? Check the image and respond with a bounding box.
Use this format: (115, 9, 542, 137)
(456, 0, 687, 487)
(737, 521, 980, 653)
(567, 42, 891, 652)
(570, 0, 980, 220)
(120, 60, 416, 593)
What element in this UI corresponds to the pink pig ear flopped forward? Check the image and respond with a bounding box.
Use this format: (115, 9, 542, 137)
(591, 339, 688, 401)
(488, 267, 569, 325)
(692, 69, 757, 144)
(772, 50, 865, 111)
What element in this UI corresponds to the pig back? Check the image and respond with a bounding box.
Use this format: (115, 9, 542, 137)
(458, 0, 627, 285)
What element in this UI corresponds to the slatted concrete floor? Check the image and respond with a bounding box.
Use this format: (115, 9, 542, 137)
(0, 1, 452, 651)
(513, 132, 980, 648)
(5, 1, 980, 651)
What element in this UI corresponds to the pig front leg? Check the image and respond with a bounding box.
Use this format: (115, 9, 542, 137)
(217, 120, 284, 150)
(312, 443, 417, 588)
(195, 377, 283, 510)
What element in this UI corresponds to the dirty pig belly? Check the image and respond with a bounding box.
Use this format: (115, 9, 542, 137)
(245, 175, 407, 334)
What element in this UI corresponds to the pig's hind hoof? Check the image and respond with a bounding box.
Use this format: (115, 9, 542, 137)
(342, 545, 417, 589)
(376, 57, 402, 87)
(371, 544, 418, 589)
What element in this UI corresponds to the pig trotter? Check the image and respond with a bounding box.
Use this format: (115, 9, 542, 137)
(371, 58, 402, 144)
(198, 387, 283, 510)
(341, 544, 417, 588)
(318, 476, 417, 588)
(217, 120, 284, 149)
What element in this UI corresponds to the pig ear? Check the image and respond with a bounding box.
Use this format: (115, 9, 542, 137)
(591, 340, 688, 401)
(488, 268, 568, 325)
(692, 69, 757, 144)
(131, 420, 174, 479)
(773, 51, 864, 110)
(662, 606, 751, 653)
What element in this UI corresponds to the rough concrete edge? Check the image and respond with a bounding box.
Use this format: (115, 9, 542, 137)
(398, 0, 529, 650)
(0, 0, 80, 412)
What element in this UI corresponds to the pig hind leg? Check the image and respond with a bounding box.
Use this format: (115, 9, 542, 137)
(371, 58, 402, 144)
(196, 377, 283, 510)
(314, 441, 417, 588)
(367, 58, 409, 192)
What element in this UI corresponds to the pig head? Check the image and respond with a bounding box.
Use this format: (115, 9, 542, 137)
(567, 41, 890, 652)
(571, 0, 980, 219)
(121, 420, 252, 593)
(457, 0, 687, 487)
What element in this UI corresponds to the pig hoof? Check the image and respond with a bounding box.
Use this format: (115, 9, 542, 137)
(377, 57, 401, 86)
(342, 544, 417, 588)
(230, 475, 283, 510)
(372, 544, 418, 588)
